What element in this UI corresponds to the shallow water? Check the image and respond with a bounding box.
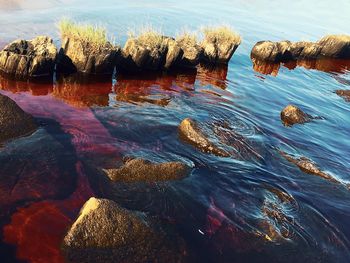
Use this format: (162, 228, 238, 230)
(1, 1, 350, 262)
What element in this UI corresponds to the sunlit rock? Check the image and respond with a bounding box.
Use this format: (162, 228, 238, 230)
(103, 158, 191, 183)
(279, 150, 340, 185)
(0, 93, 37, 143)
(176, 38, 203, 68)
(336, 89, 350, 102)
(318, 35, 350, 58)
(250, 41, 284, 62)
(164, 38, 183, 69)
(178, 118, 230, 157)
(280, 105, 311, 126)
(0, 36, 57, 78)
(201, 27, 241, 64)
(251, 34, 350, 63)
(63, 197, 189, 263)
(61, 37, 119, 75)
(0, 127, 77, 209)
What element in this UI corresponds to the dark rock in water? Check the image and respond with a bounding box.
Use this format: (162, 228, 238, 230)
(178, 118, 230, 157)
(336, 89, 350, 102)
(201, 33, 240, 64)
(280, 105, 311, 126)
(0, 125, 77, 210)
(251, 35, 350, 63)
(318, 35, 350, 58)
(279, 150, 340, 185)
(61, 37, 119, 75)
(0, 94, 37, 143)
(62, 197, 189, 263)
(103, 158, 191, 183)
(0, 36, 57, 78)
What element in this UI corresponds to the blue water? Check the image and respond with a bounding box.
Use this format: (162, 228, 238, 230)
(0, 1, 350, 262)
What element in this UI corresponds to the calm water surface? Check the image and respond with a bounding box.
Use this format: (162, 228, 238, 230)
(0, 1, 350, 262)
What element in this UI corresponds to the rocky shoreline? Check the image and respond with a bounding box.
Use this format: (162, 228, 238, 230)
(0, 24, 350, 263)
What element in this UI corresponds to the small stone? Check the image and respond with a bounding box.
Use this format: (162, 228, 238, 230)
(280, 105, 310, 126)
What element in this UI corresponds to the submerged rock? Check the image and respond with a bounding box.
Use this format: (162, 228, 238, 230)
(280, 105, 311, 126)
(279, 150, 338, 184)
(251, 34, 350, 63)
(0, 125, 77, 209)
(103, 158, 191, 183)
(61, 37, 119, 75)
(63, 197, 188, 263)
(0, 36, 57, 78)
(178, 118, 230, 157)
(0, 94, 37, 143)
(336, 89, 350, 102)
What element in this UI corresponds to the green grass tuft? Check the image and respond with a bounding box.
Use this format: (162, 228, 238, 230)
(58, 18, 109, 46)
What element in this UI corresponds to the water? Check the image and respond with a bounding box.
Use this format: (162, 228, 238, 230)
(0, 1, 350, 262)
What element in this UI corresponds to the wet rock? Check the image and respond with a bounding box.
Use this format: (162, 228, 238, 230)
(298, 42, 322, 59)
(178, 118, 230, 157)
(250, 41, 284, 62)
(336, 89, 350, 102)
(176, 38, 203, 68)
(280, 105, 311, 126)
(318, 35, 350, 58)
(61, 37, 119, 75)
(0, 93, 37, 143)
(201, 34, 240, 64)
(120, 37, 168, 72)
(0, 36, 57, 78)
(0, 125, 77, 209)
(164, 38, 183, 69)
(251, 35, 350, 63)
(103, 158, 191, 183)
(62, 197, 188, 263)
(279, 150, 338, 184)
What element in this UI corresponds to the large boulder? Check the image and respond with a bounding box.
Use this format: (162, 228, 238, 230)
(280, 105, 311, 126)
(0, 36, 57, 78)
(62, 197, 188, 263)
(178, 118, 229, 157)
(0, 93, 37, 143)
(61, 37, 119, 75)
(103, 158, 190, 183)
(0, 124, 77, 210)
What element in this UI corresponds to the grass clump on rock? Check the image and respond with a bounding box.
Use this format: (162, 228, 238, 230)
(58, 18, 108, 47)
(202, 26, 241, 46)
(201, 25, 241, 64)
(57, 18, 119, 75)
(128, 26, 166, 49)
